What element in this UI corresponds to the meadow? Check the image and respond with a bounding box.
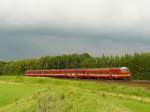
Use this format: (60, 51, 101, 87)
(0, 76, 150, 112)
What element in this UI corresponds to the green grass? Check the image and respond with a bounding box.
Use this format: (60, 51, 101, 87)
(0, 76, 150, 112)
(0, 76, 150, 98)
(0, 83, 43, 107)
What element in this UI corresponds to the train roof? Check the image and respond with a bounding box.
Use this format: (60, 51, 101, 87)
(25, 67, 128, 72)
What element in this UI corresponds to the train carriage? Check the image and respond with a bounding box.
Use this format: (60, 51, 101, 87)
(25, 67, 131, 80)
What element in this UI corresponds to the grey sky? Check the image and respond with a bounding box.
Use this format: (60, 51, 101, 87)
(0, 0, 150, 60)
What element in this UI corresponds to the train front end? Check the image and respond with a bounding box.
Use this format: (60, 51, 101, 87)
(119, 67, 131, 80)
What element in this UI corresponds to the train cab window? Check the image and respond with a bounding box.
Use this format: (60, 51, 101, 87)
(121, 67, 129, 72)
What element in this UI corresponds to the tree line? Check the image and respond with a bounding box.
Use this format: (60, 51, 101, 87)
(0, 52, 150, 80)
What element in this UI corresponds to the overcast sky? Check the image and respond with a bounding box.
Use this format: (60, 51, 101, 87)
(0, 0, 150, 60)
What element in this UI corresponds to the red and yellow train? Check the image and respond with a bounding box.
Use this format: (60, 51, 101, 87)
(25, 67, 131, 80)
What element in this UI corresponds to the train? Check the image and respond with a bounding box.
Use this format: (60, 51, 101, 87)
(25, 67, 131, 80)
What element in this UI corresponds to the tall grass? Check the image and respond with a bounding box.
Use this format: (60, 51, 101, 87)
(0, 76, 150, 98)
(1, 83, 150, 112)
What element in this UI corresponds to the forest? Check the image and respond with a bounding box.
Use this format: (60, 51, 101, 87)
(0, 52, 150, 80)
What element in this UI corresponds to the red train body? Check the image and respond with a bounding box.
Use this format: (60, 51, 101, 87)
(25, 67, 131, 80)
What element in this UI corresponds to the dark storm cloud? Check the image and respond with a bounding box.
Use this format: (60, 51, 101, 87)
(0, 26, 150, 44)
(0, 26, 150, 60)
(0, 0, 150, 60)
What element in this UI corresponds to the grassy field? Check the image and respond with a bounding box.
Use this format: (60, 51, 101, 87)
(0, 76, 150, 112)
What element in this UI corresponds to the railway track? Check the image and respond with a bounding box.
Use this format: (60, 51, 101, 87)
(74, 78, 150, 83)
(71, 79, 150, 89)
(53, 77, 150, 89)
(57, 77, 150, 84)
(127, 80, 150, 83)
(95, 80, 150, 84)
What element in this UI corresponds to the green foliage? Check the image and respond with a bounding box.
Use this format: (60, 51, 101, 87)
(0, 52, 150, 79)
(0, 61, 6, 75)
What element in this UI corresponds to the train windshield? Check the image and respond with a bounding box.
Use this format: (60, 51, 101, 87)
(120, 67, 130, 72)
